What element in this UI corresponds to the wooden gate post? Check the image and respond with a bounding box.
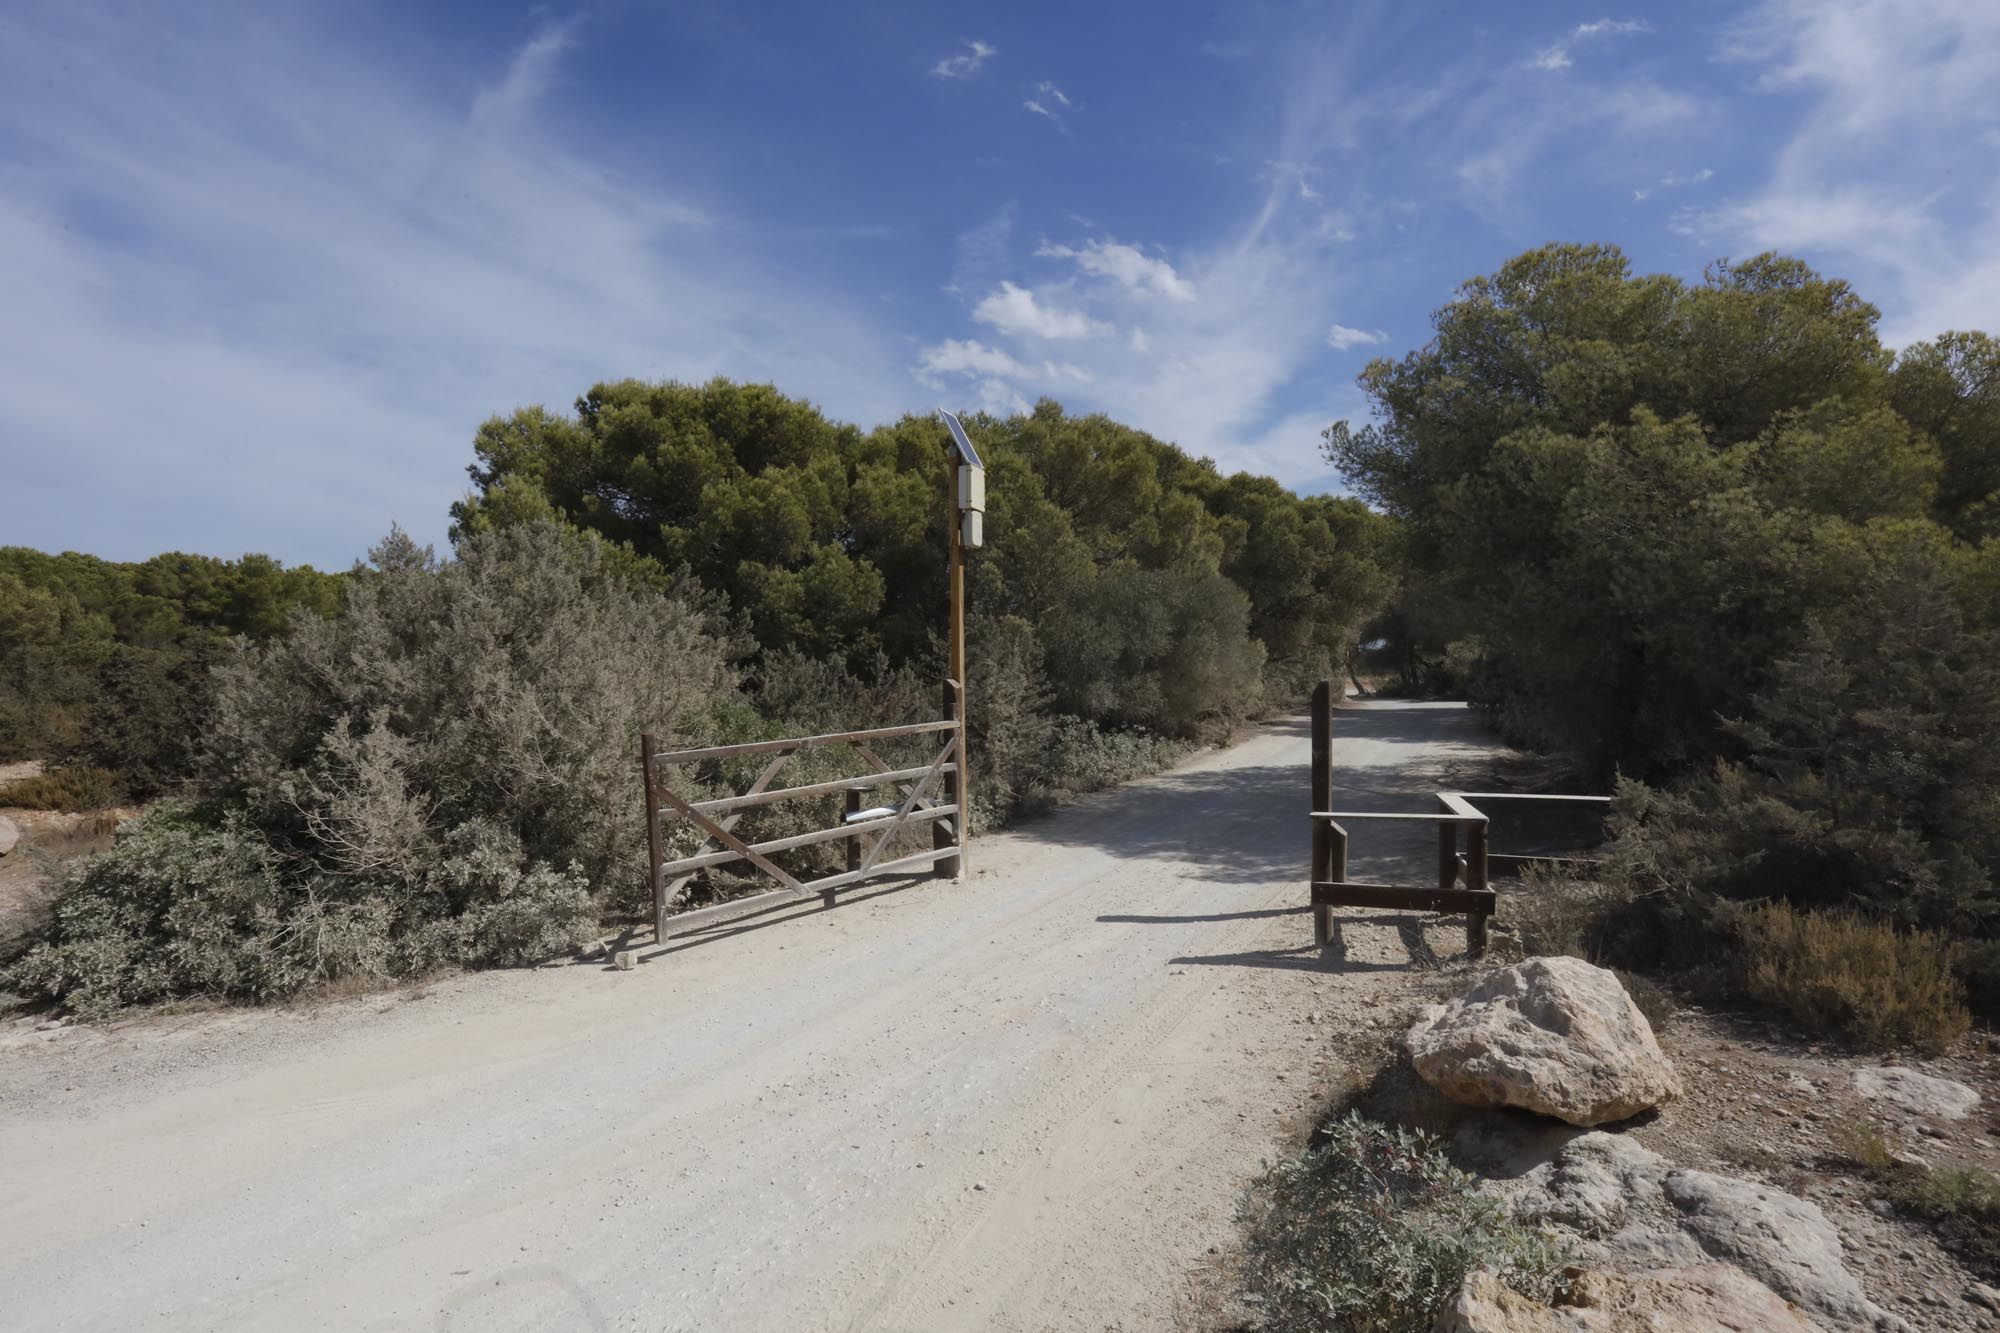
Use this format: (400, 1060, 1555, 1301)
(935, 678, 965, 879)
(641, 733, 666, 941)
(1437, 796, 1459, 892)
(1465, 816, 1491, 956)
(844, 788, 863, 874)
(1311, 680, 1333, 947)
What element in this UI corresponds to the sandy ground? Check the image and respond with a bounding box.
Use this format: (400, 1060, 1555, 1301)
(0, 701, 1502, 1333)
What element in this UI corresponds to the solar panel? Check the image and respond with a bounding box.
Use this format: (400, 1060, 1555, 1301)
(935, 408, 984, 469)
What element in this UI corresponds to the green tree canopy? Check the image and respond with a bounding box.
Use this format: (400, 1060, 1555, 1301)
(1326, 243, 1994, 778)
(454, 380, 1398, 739)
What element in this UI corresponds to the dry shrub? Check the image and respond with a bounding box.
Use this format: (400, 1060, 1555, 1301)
(1736, 903, 1970, 1054)
(7, 522, 738, 1017)
(1826, 1117, 1896, 1172)
(1505, 871, 1613, 961)
(0, 766, 126, 812)
(1237, 1111, 1569, 1332)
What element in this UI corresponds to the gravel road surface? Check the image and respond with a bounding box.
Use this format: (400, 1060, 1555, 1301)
(0, 700, 1500, 1331)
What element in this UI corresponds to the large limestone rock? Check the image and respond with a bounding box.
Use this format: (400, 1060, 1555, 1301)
(1433, 1265, 1824, 1331)
(1406, 957, 1683, 1126)
(0, 814, 17, 856)
(1510, 1134, 1905, 1332)
(1660, 1170, 1884, 1330)
(1851, 1066, 1979, 1121)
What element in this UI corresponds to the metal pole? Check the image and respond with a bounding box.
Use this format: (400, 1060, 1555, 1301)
(947, 453, 968, 878)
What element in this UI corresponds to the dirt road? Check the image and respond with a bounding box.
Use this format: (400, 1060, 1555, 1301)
(0, 701, 1501, 1332)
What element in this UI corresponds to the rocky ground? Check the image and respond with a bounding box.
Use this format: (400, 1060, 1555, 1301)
(1217, 954, 2000, 1332)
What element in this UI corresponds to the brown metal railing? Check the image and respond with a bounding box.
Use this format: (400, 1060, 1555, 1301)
(1305, 681, 1608, 956)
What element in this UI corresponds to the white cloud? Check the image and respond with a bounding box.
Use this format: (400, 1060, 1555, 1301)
(1038, 82, 1072, 107)
(1635, 166, 1713, 202)
(919, 339, 1031, 379)
(469, 21, 576, 129)
(1326, 324, 1386, 350)
(1129, 328, 1151, 354)
(931, 40, 996, 79)
(1024, 99, 1054, 119)
(1574, 18, 1652, 39)
(972, 281, 1111, 339)
(0, 7, 909, 564)
(1530, 16, 1652, 71)
(1701, 0, 2000, 345)
(1036, 238, 1196, 301)
(1265, 160, 1323, 202)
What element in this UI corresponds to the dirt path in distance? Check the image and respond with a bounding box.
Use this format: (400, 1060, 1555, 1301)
(0, 701, 1501, 1333)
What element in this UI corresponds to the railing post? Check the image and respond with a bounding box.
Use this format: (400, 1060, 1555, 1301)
(1437, 797, 1458, 891)
(1311, 680, 1333, 947)
(1465, 816, 1491, 956)
(641, 733, 666, 942)
(844, 788, 863, 874)
(935, 678, 964, 879)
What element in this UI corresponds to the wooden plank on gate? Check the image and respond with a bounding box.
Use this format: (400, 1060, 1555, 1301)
(688, 764, 947, 817)
(653, 785, 806, 893)
(856, 728, 956, 878)
(656, 804, 959, 877)
(661, 746, 796, 907)
(659, 845, 963, 940)
(653, 719, 957, 766)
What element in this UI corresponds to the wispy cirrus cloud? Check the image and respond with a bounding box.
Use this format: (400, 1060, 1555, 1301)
(0, 5, 909, 564)
(931, 40, 996, 79)
(1531, 16, 1652, 70)
(1685, 0, 2000, 345)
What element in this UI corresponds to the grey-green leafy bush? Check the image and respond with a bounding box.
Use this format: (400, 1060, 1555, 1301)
(6, 522, 735, 1015)
(1237, 1111, 1567, 1332)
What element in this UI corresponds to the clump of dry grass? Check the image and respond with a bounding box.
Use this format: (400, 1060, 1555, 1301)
(0, 767, 126, 813)
(1736, 903, 1970, 1055)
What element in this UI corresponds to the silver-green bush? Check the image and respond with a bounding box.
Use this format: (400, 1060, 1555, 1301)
(6, 523, 735, 1014)
(1238, 1112, 1567, 1332)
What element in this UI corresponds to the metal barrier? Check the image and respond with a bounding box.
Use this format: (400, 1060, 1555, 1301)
(1305, 681, 1608, 956)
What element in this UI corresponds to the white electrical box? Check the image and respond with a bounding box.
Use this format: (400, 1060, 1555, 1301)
(958, 466, 985, 513)
(962, 510, 984, 548)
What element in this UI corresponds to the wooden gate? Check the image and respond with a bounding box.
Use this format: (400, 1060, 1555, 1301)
(1305, 681, 1608, 956)
(639, 681, 967, 944)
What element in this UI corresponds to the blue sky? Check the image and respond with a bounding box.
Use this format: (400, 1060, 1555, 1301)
(2, 1, 1996, 568)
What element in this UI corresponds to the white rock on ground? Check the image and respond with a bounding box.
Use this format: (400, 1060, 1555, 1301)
(1406, 956, 1683, 1126)
(1509, 1133, 1907, 1333)
(1433, 1264, 1825, 1331)
(1851, 1066, 1980, 1121)
(0, 814, 18, 857)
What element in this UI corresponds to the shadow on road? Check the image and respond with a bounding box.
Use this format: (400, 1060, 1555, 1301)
(1011, 701, 1490, 888)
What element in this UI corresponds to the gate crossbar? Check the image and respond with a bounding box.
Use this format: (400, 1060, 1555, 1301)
(640, 681, 967, 944)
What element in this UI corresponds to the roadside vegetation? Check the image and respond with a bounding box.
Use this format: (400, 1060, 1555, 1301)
(0, 547, 342, 804)
(4, 395, 1399, 1016)
(1237, 1112, 1568, 1332)
(1331, 242, 2000, 1044)
(6, 242, 1996, 1041)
